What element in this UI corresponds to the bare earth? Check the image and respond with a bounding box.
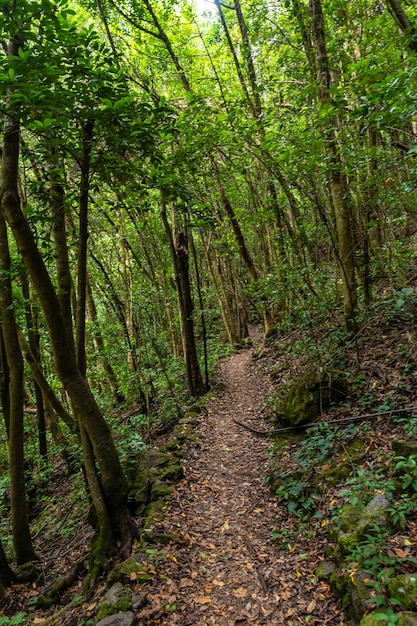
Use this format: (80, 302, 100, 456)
(137, 344, 344, 625)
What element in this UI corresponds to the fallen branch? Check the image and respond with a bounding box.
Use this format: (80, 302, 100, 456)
(234, 405, 417, 437)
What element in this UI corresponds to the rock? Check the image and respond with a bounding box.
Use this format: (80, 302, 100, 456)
(150, 480, 172, 501)
(360, 611, 417, 626)
(315, 560, 336, 580)
(140, 531, 176, 546)
(360, 610, 390, 626)
(96, 611, 138, 626)
(357, 494, 392, 535)
(392, 440, 417, 459)
(131, 591, 147, 609)
(345, 571, 375, 622)
(277, 367, 347, 426)
(333, 495, 391, 554)
(398, 613, 417, 626)
(96, 582, 132, 622)
(388, 574, 417, 609)
(143, 500, 167, 530)
(107, 555, 151, 586)
(156, 462, 184, 483)
(159, 438, 181, 453)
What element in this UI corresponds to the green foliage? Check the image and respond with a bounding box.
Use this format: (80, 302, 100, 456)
(393, 456, 417, 492)
(0, 615, 30, 625)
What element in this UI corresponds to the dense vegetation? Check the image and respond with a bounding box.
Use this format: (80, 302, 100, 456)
(0, 0, 417, 621)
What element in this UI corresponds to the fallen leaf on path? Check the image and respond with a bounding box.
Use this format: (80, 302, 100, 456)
(393, 547, 408, 558)
(194, 595, 212, 604)
(307, 598, 317, 613)
(233, 587, 248, 598)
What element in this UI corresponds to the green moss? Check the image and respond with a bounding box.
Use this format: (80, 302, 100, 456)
(107, 555, 151, 586)
(160, 438, 182, 453)
(157, 462, 184, 482)
(398, 613, 417, 625)
(150, 480, 172, 501)
(96, 582, 132, 621)
(143, 500, 166, 530)
(172, 422, 194, 442)
(388, 575, 417, 609)
(140, 531, 176, 546)
(344, 572, 375, 622)
(315, 560, 336, 580)
(277, 368, 347, 426)
(337, 530, 360, 553)
(33, 593, 59, 609)
(359, 610, 390, 626)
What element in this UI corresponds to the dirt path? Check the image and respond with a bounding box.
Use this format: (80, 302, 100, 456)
(137, 344, 344, 625)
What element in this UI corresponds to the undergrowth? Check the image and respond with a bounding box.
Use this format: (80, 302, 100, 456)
(266, 286, 417, 622)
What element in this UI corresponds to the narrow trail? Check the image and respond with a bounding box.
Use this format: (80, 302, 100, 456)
(138, 343, 343, 625)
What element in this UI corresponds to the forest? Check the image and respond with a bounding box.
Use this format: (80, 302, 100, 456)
(1, 0, 417, 624)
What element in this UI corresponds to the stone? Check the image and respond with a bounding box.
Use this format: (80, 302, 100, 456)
(156, 462, 184, 483)
(388, 575, 417, 610)
(392, 440, 417, 459)
(150, 480, 172, 501)
(171, 422, 194, 443)
(315, 560, 336, 580)
(360, 611, 417, 626)
(96, 583, 132, 622)
(344, 571, 375, 622)
(360, 610, 390, 626)
(398, 612, 417, 625)
(334, 495, 391, 555)
(107, 555, 151, 586)
(140, 531, 176, 546)
(96, 611, 138, 626)
(277, 367, 347, 426)
(131, 591, 147, 609)
(357, 494, 392, 535)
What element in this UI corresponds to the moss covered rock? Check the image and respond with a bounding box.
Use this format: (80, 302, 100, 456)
(96, 582, 132, 621)
(277, 368, 347, 426)
(392, 440, 417, 459)
(360, 611, 417, 626)
(107, 555, 151, 586)
(150, 480, 172, 501)
(315, 560, 336, 580)
(388, 575, 417, 609)
(156, 462, 183, 483)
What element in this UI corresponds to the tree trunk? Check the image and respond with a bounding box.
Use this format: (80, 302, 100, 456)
(385, 0, 417, 52)
(309, 0, 357, 329)
(0, 537, 15, 590)
(0, 324, 10, 436)
(161, 200, 205, 398)
(76, 119, 94, 376)
(86, 280, 125, 406)
(21, 273, 47, 458)
(0, 183, 36, 566)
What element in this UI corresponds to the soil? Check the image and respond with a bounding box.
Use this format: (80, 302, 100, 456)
(133, 337, 344, 625)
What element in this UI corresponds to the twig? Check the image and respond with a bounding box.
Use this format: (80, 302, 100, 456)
(233, 405, 417, 437)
